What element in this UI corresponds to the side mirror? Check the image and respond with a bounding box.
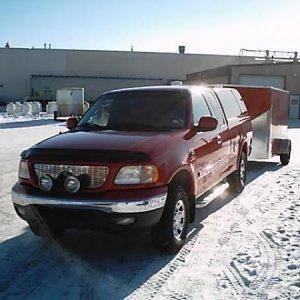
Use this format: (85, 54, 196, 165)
(196, 116, 218, 132)
(66, 117, 78, 130)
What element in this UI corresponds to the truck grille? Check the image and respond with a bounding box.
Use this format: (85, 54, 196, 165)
(34, 164, 109, 188)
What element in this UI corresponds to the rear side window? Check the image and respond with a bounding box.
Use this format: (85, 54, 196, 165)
(231, 89, 247, 113)
(192, 91, 211, 123)
(203, 90, 226, 126)
(215, 89, 241, 118)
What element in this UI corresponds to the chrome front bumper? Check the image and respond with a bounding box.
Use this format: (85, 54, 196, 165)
(11, 183, 167, 214)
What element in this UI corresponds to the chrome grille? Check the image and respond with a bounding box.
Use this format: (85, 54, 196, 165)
(34, 164, 109, 188)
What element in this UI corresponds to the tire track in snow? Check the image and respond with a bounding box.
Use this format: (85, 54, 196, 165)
(221, 166, 299, 299)
(127, 233, 199, 300)
(128, 165, 298, 299)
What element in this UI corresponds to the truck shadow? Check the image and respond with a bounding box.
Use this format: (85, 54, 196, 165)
(247, 160, 282, 184)
(0, 160, 282, 299)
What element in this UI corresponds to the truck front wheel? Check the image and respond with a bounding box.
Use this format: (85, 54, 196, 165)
(151, 185, 189, 253)
(228, 152, 247, 193)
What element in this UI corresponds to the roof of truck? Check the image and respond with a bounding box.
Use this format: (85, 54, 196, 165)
(105, 85, 215, 94)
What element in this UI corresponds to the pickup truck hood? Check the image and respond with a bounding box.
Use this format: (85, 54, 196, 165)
(32, 130, 182, 155)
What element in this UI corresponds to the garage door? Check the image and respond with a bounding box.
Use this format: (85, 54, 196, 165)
(239, 75, 285, 89)
(289, 95, 300, 119)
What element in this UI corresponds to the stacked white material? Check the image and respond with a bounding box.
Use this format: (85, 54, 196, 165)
(6, 103, 15, 116)
(31, 102, 40, 116)
(14, 102, 22, 116)
(20, 102, 31, 116)
(46, 102, 58, 114)
(36, 102, 42, 112)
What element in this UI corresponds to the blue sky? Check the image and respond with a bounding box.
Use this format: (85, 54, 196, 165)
(0, 0, 299, 54)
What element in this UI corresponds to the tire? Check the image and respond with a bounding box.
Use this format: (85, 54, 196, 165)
(54, 111, 58, 121)
(280, 142, 291, 165)
(280, 154, 290, 165)
(151, 185, 189, 253)
(227, 152, 247, 193)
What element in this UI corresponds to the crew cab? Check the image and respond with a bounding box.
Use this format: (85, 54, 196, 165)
(11, 86, 252, 253)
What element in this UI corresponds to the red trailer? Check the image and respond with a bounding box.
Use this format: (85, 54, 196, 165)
(212, 85, 291, 164)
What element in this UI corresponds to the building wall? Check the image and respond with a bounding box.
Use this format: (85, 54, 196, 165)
(30, 76, 166, 101)
(186, 75, 230, 85)
(186, 62, 300, 119)
(0, 47, 257, 101)
(230, 63, 300, 94)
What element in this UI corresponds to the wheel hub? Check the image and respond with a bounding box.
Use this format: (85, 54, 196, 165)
(173, 197, 186, 241)
(240, 159, 246, 186)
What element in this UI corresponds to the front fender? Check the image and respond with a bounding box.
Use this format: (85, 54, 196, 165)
(167, 165, 196, 197)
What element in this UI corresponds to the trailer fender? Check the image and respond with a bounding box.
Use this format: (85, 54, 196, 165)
(272, 138, 291, 155)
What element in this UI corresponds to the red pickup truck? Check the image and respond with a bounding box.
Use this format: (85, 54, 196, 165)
(12, 86, 252, 253)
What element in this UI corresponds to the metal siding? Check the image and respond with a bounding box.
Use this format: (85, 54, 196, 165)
(289, 95, 300, 119)
(239, 75, 285, 89)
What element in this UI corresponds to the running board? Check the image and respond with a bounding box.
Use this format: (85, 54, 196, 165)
(196, 182, 229, 208)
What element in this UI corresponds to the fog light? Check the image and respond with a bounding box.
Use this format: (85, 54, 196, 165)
(64, 175, 81, 193)
(116, 217, 135, 225)
(39, 174, 54, 192)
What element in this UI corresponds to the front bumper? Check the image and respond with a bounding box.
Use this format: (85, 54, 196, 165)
(11, 183, 167, 229)
(12, 183, 167, 213)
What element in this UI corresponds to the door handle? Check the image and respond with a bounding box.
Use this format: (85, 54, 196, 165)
(188, 149, 196, 162)
(217, 135, 222, 144)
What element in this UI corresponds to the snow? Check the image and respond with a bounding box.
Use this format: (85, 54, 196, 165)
(0, 117, 299, 299)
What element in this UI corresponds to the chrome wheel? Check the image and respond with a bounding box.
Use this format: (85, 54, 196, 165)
(240, 158, 246, 186)
(173, 197, 186, 241)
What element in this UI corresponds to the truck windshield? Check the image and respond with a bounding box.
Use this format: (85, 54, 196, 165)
(77, 90, 188, 131)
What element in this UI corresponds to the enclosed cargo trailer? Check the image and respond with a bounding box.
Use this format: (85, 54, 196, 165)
(209, 85, 291, 164)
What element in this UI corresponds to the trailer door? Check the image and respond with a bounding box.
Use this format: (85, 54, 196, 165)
(289, 95, 300, 119)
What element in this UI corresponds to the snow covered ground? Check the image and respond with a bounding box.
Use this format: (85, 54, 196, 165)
(0, 117, 299, 300)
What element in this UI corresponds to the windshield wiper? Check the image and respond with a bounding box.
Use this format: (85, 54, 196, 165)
(109, 123, 171, 131)
(76, 123, 108, 131)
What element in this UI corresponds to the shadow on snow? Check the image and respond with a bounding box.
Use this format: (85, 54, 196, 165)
(0, 119, 61, 129)
(0, 160, 282, 299)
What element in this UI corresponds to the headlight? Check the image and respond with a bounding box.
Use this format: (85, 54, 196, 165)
(114, 165, 158, 185)
(18, 160, 30, 179)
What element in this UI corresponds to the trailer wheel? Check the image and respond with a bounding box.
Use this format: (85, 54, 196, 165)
(228, 152, 247, 193)
(151, 185, 189, 253)
(280, 142, 291, 165)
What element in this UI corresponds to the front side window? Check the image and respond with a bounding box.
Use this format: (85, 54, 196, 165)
(77, 90, 189, 131)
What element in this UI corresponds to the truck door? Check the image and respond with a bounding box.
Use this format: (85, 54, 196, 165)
(214, 89, 244, 173)
(204, 90, 231, 179)
(190, 90, 221, 196)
